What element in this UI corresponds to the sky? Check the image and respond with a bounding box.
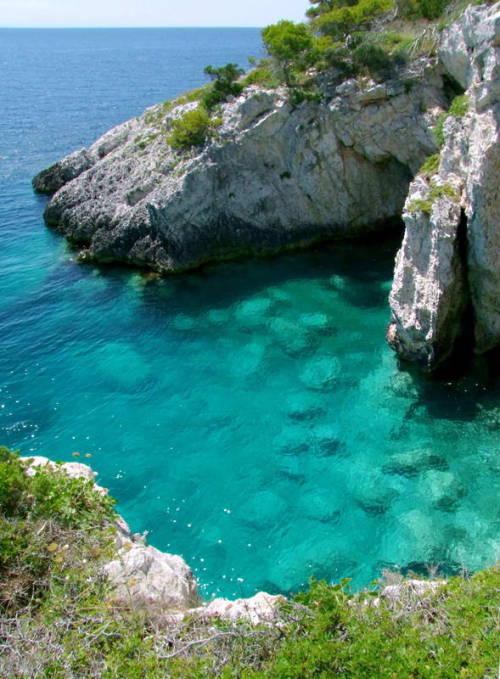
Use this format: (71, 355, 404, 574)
(0, 0, 308, 27)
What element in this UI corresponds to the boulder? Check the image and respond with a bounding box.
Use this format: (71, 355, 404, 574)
(104, 541, 201, 611)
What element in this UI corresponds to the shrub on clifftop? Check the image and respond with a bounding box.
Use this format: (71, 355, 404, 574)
(202, 63, 245, 109)
(0, 446, 115, 613)
(167, 107, 217, 150)
(262, 20, 313, 86)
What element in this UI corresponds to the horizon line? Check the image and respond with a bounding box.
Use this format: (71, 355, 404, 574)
(0, 25, 264, 30)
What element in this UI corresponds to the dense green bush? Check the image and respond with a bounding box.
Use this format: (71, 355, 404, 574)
(244, 572, 499, 678)
(262, 20, 313, 86)
(201, 63, 245, 109)
(352, 41, 394, 73)
(311, 0, 393, 39)
(243, 59, 282, 88)
(396, 0, 452, 19)
(0, 447, 114, 527)
(167, 107, 215, 150)
(0, 446, 115, 613)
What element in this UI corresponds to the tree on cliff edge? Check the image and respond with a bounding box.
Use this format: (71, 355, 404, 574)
(261, 20, 313, 86)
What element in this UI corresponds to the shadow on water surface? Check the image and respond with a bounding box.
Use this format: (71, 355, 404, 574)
(399, 347, 500, 423)
(133, 227, 404, 316)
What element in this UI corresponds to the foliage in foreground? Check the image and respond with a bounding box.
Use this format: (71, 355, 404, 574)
(244, 572, 499, 678)
(0, 446, 115, 614)
(1, 446, 498, 678)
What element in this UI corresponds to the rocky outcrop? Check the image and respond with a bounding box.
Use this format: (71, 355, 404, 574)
(104, 539, 201, 612)
(33, 63, 446, 272)
(23, 454, 107, 490)
(32, 5, 498, 366)
(388, 3, 500, 369)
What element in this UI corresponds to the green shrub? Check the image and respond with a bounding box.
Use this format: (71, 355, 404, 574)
(167, 107, 213, 150)
(289, 88, 323, 106)
(174, 84, 211, 106)
(395, 0, 453, 19)
(429, 182, 459, 202)
(433, 111, 448, 147)
(262, 20, 313, 86)
(448, 93, 469, 116)
(312, 0, 393, 39)
(243, 569, 500, 678)
(0, 447, 114, 527)
(421, 0, 451, 19)
(352, 42, 393, 74)
(408, 182, 458, 214)
(0, 447, 115, 613)
(201, 63, 244, 109)
(408, 198, 433, 214)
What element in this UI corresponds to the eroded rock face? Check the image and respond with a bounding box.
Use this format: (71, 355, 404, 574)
(388, 3, 500, 369)
(33, 63, 445, 272)
(387, 172, 469, 369)
(104, 541, 201, 612)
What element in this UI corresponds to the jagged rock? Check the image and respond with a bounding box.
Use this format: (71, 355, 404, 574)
(33, 63, 445, 273)
(104, 541, 201, 611)
(388, 3, 500, 369)
(189, 592, 286, 624)
(33, 149, 94, 193)
(387, 173, 468, 368)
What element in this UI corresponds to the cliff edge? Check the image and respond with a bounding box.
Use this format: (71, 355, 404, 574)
(33, 64, 444, 272)
(387, 3, 499, 369)
(32, 4, 499, 371)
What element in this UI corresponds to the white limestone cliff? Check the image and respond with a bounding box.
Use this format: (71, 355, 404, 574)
(33, 63, 444, 272)
(388, 3, 499, 369)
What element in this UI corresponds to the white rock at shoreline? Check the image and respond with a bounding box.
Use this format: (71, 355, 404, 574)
(104, 541, 201, 611)
(190, 592, 286, 624)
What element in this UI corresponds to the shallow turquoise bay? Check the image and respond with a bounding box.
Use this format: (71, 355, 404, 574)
(1, 28, 498, 599)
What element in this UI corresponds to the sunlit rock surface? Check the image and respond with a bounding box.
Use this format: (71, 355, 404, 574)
(388, 3, 500, 369)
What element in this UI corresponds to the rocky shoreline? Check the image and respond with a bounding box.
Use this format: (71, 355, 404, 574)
(20, 454, 447, 622)
(33, 3, 499, 373)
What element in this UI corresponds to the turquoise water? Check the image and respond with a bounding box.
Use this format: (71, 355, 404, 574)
(1, 29, 498, 599)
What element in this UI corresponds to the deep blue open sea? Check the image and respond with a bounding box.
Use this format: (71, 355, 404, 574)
(0, 28, 498, 599)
